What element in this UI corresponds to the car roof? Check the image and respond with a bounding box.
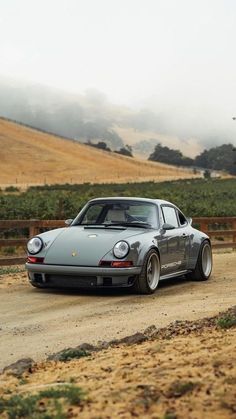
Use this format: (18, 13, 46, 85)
(88, 197, 174, 206)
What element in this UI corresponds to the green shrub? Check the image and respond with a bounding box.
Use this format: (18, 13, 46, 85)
(0, 385, 84, 418)
(5, 186, 20, 192)
(217, 315, 236, 329)
(56, 348, 90, 362)
(167, 381, 198, 397)
(0, 266, 25, 276)
(2, 246, 17, 256)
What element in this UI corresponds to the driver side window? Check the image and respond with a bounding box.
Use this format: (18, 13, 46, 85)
(162, 206, 179, 228)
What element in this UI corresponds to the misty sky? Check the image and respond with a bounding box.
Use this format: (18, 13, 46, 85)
(0, 0, 236, 144)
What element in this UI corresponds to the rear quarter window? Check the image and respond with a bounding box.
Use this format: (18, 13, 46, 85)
(162, 206, 179, 228)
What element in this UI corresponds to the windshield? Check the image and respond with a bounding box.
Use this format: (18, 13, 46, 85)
(77, 201, 158, 228)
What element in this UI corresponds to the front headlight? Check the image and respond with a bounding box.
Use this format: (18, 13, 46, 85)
(27, 237, 43, 254)
(113, 241, 129, 259)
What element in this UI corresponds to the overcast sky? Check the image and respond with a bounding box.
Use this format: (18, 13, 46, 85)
(0, 0, 236, 143)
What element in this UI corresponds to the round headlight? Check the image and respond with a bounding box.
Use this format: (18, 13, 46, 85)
(27, 237, 43, 254)
(113, 241, 129, 259)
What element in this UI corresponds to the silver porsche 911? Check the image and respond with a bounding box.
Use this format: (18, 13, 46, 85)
(26, 197, 212, 294)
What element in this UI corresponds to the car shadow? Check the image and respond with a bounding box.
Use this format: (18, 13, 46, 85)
(32, 275, 190, 297)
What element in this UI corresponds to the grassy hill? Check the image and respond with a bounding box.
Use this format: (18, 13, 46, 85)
(0, 118, 197, 187)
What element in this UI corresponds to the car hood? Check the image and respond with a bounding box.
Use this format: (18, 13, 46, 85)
(44, 226, 148, 266)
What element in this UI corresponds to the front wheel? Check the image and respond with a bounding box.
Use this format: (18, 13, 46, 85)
(133, 249, 160, 294)
(187, 240, 212, 281)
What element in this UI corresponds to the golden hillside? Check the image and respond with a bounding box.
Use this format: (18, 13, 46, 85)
(0, 118, 197, 187)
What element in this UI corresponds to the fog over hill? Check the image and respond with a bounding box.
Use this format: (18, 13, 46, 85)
(0, 77, 235, 157)
(0, 78, 123, 150)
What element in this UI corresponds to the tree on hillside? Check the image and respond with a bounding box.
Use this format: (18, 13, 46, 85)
(195, 143, 236, 175)
(87, 141, 111, 152)
(115, 144, 133, 157)
(148, 142, 236, 174)
(148, 143, 194, 167)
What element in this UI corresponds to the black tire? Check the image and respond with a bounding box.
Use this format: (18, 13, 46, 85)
(133, 249, 160, 294)
(187, 240, 212, 281)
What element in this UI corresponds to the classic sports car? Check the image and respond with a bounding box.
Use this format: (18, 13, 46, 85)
(26, 197, 212, 294)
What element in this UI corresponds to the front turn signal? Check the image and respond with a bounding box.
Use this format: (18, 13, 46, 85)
(27, 256, 44, 264)
(111, 261, 133, 268)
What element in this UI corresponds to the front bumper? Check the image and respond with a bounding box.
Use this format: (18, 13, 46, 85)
(25, 262, 142, 288)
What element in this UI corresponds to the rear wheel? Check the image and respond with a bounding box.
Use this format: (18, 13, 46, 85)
(187, 240, 212, 281)
(133, 249, 160, 294)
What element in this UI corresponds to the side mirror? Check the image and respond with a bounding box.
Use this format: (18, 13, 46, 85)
(187, 217, 192, 225)
(162, 223, 175, 230)
(65, 219, 73, 226)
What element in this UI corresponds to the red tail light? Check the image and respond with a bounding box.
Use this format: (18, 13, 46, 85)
(27, 256, 44, 264)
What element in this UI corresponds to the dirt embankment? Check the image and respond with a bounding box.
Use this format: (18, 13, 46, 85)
(0, 307, 235, 419)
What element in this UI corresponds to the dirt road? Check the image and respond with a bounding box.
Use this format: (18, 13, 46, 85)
(0, 252, 235, 371)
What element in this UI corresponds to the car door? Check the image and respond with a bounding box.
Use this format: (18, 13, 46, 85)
(159, 205, 189, 275)
(175, 208, 190, 269)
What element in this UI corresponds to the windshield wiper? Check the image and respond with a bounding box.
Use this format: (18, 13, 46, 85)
(82, 224, 106, 229)
(80, 222, 152, 229)
(104, 222, 151, 229)
(82, 223, 125, 230)
(81, 223, 103, 226)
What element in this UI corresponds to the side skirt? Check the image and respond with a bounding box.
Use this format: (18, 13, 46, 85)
(160, 270, 190, 281)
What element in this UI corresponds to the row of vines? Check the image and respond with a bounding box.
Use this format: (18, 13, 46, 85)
(0, 178, 236, 220)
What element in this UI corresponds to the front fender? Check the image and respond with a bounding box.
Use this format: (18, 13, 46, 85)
(131, 233, 161, 267)
(27, 228, 67, 258)
(100, 231, 159, 267)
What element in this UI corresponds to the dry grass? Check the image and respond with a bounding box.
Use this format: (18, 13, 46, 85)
(0, 119, 197, 187)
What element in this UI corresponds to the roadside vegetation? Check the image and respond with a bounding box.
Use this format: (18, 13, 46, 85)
(0, 266, 25, 276)
(0, 178, 236, 220)
(0, 385, 84, 419)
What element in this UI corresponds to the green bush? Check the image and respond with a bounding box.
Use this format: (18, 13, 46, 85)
(217, 315, 236, 329)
